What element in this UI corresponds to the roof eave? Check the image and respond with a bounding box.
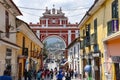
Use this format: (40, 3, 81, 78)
(78, 0, 106, 28)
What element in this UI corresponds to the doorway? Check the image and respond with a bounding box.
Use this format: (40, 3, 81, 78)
(18, 63, 22, 80)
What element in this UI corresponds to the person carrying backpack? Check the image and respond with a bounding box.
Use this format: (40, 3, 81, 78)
(56, 70, 64, 80)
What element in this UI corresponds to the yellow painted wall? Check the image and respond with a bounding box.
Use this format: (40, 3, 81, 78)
(79, 0, 118, 80)
(16, 31, 42, 77)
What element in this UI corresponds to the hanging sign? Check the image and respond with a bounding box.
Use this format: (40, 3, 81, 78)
(112, 56, 120, 63)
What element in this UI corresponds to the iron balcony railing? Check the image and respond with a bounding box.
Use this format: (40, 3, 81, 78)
(90, 33, 97, 45)
(107, 19, 119, 36)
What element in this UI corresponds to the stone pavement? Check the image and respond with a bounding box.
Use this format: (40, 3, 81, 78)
(22, 73, 82, 80)
(22, 76, 81, 80)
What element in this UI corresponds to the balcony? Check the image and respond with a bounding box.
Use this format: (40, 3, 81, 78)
(107, 19, 119, 36)
(90, 33, 97, 45)
(85, 36, 90, 47)
(80, 32, 86, 38)
(23, 48, 28, 56)
(80, 40, 84, 49)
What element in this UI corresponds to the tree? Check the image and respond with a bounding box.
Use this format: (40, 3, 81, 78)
(42, 42, 49, 60)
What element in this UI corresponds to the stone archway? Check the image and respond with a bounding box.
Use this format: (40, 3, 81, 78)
(43, 35, 66, 48)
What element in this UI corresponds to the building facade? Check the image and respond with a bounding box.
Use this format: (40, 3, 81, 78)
(16, 19, 43, 80)
(29, 6, 79, 60)
(78, 0, 120, 80)
(0, 0, 22, 78)
(66, 37, 81, 75)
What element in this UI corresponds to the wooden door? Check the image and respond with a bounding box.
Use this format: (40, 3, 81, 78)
(18, 63, 22, 80)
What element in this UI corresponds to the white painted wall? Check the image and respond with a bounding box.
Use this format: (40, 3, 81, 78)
(36, 30, 40, 38)
(68, 30, 71, 45)
(67, 41, 81, 74)
(75, 30, 79, 38)
(0, 3, 19, 79)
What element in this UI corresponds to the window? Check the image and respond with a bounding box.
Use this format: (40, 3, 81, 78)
(6, 48, 12, 67)
(6, 59, 11, 65)
(5, 11, 9, 38)
(85, 24, 90, 46)
(22, 37, 25, 55)
(78, 44, 80, 57)
(6, 48, 12, 56)
(86, 24, 90, 37)
(83, 29, 85, 36)
(74, 46, 76, 57)
(107, 19, 119, 35)
(94, 19, 97, 41)
(94, 19, 97, 32)
(94, 44, 99, 52)
(112, 0, 118, 18)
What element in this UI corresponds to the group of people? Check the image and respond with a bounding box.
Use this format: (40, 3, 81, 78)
(36, 69, 54, 80)
(23, 67, 78, 80)
(24, 68, 54, 80)
(56, 69, 78, 80)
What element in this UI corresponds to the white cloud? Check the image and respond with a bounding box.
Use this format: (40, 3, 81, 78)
(13, 0, 94, 24)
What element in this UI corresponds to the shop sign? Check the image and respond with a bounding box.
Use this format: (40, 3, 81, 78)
(112, 56, 120, 63)
(92, 52, 100, 57)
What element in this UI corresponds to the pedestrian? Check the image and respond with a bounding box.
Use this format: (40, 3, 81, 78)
(36, 70, 42, 80)
(41, 70, 45, 80)
(50, 69, 53, 79)
(65, 71, 71, 80)
(70, 69, 74, 79)
(56, 70, 64, 80)
(27, 69, 32, 80)
(24, 69, 28, 80)
(74, 70, 78, 78)
(33, 70, 37, 80)
(0, 69, 12, 80)
(54, 67, 57, 75)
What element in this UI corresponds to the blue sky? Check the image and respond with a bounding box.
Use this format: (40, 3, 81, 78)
(13, 0, 94, 24)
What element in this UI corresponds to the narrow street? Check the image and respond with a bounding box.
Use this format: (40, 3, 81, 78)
(1, 0, 120, 80)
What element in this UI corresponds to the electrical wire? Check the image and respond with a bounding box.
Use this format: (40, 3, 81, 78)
(18, 6, 90, 11)
(68, 12, 87, 17)
(20, 10, 86, 18)
(21, 10, 41, 17)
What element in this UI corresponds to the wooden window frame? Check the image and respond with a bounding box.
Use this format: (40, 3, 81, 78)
(5, 11, 10, 38)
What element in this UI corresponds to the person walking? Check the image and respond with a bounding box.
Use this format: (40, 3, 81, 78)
(70, 69, 74, 79)
(36, 70, 42, 80)
(41, 70, 45, 80)
(27, 69, 32, 80)
(74, 70, 78, 78)
(56, 70, 64, 80)
(24, 69, 28, 80)
(0, 69, 12, 80)
(65, 71, 71, 80)
(50, 69, 53, 79)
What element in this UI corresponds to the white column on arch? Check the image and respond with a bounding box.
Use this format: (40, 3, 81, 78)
(46, 19, 48, 27)
(68, 30, 71, 45)
(75, 30, 79, 38)
(60, 19, 62, 25)
(36, 30, 40, 38)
